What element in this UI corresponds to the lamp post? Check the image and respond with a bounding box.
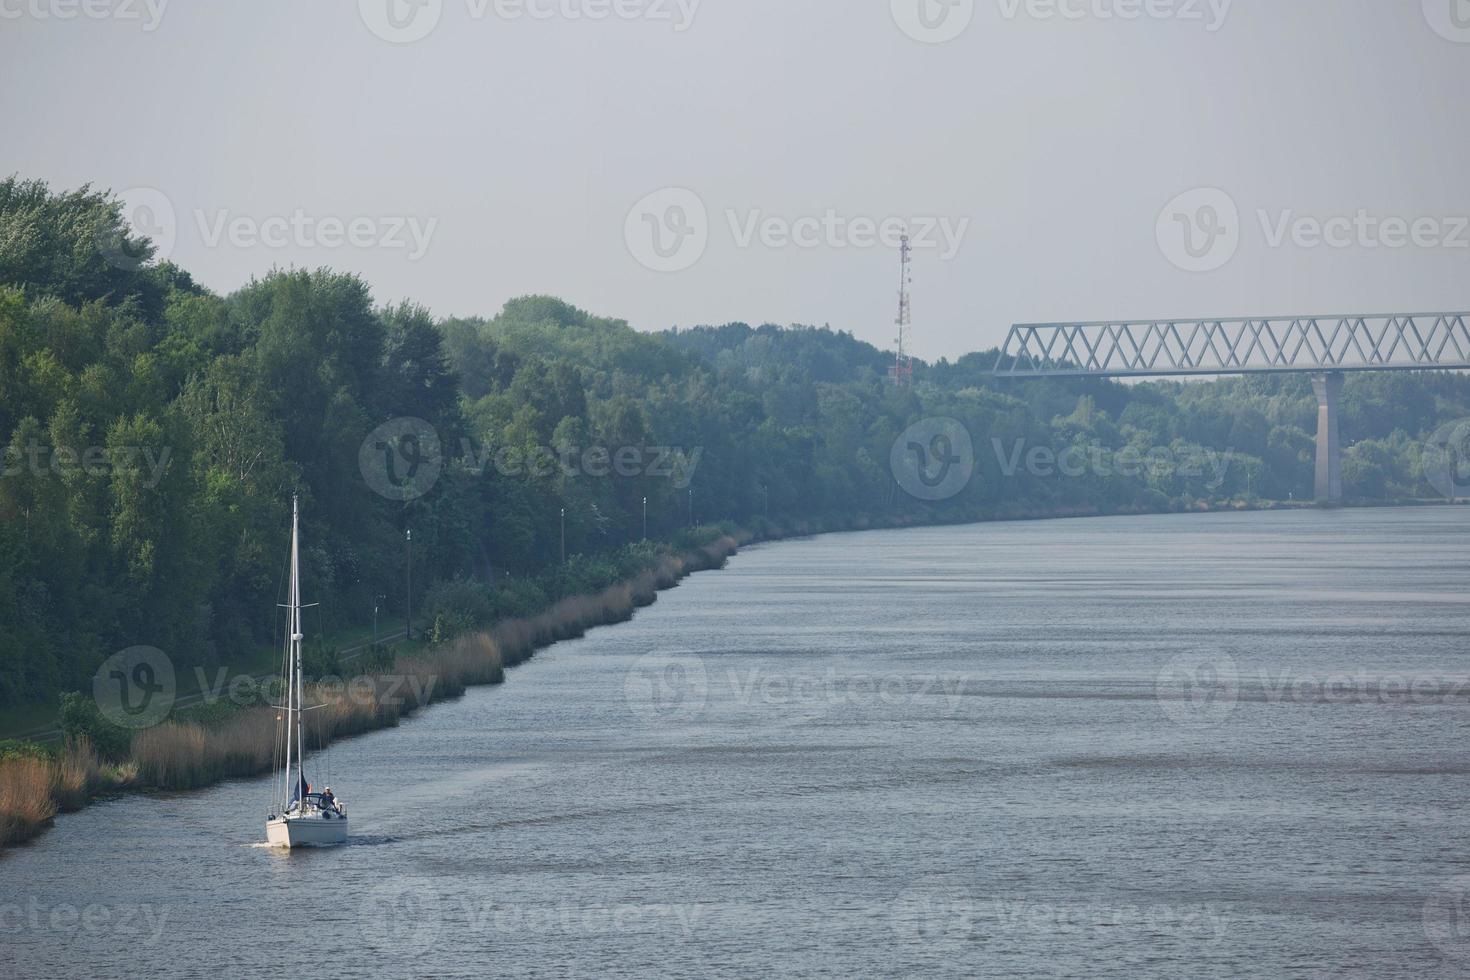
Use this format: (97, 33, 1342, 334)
(560, 507, 566, 565)
(405, 528, 412, 641)
(642, 496, 648, 541)
(687, 488, 693, 526)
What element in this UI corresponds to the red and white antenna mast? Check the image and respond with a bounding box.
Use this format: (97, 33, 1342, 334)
(888, 232, 913, 386)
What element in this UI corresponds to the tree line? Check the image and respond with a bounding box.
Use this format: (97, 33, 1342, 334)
(1, 177, 1466, 706)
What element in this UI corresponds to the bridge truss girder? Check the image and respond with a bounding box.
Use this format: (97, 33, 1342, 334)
(989, 312, 1470, 506)
(993, 313, 1470, 378)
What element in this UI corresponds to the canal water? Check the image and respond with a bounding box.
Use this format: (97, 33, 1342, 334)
(4, 509, 1469, 978)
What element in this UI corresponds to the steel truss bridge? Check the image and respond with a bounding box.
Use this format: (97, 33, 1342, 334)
(991, 313, 1470, 503)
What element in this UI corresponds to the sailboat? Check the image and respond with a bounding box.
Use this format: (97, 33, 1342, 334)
(266, 495, 349, 848)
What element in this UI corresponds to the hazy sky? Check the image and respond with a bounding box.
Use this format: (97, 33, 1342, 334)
(3, 0, 1468, 359)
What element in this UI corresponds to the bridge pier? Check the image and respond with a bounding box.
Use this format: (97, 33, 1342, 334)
(1312, 372, 1344, 505)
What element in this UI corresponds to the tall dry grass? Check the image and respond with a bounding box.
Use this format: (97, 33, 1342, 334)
(0, 536, 744, 850)
(0, 737, 142, 847)
(0, 757, 57, 847)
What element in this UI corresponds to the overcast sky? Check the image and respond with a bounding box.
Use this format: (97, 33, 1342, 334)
(3, 0, 1468, 359)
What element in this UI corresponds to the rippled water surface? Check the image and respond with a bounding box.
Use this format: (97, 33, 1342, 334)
(5, 509, 1470, 978)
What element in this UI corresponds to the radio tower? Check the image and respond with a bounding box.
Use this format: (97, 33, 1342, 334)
(888, 232, 913, 386)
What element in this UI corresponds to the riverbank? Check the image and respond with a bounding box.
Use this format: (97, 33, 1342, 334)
(0, 534, 741, 852)
(4, 494, 1461, 852)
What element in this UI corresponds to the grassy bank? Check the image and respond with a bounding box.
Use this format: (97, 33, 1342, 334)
(0, 535, 739, 852)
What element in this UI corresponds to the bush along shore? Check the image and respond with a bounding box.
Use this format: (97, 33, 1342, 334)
(0, 532, 741, 853)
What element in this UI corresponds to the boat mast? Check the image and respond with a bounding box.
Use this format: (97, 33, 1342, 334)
(290, 495, 306, 803)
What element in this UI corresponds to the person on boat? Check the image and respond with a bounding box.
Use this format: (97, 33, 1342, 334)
(320, 787, 337, 812)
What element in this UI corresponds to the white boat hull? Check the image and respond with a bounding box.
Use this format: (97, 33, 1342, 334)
(266, 814, 348, 848)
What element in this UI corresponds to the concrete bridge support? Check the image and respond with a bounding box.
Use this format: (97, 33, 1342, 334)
(1313, 372, 1344, 505)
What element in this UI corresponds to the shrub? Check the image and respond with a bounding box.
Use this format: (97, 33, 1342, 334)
(57, 692, 131, 761)
(302, 637, 341, 681)
(353, 643, 396, 675)
(424, 578, 495, 632)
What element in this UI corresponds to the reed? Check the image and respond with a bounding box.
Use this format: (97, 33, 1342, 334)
(0, 757, 58, 847)
(52, 737, 101, 812)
